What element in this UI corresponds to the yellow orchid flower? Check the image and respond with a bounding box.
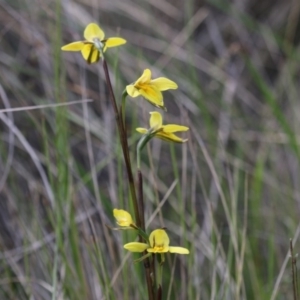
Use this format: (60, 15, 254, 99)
(136, 111, 189, 143)
(126, 69, 178, 110)
(113, 209, 136, 228)
(124, 229, 189, 254)
(61, 23, 126, 64)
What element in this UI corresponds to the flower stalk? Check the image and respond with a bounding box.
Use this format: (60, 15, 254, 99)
(102, 58, 141, 228)
(103, 60, 156, 300)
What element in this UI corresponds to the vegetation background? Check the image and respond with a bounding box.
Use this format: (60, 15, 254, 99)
(0, 0, 300, 299)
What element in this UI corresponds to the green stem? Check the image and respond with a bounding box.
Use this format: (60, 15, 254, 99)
(137, 132, 155, 169)
(157, 257, 164, 300)
(158, 255, 164, 287)
(137, 168, 155, 299)
(137, 169, 145, 231)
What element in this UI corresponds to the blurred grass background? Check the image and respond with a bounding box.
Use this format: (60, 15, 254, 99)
(1, 0, 300, 299)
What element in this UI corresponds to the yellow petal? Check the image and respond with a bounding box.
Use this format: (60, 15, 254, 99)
(124, 242, 148, 252)
(136, 128, 148, 134)
(139, 86, 164, 108)
(84, 23, 105, 42)
(61, 41, 84, 51)
(147, 229, 170, 253)
(156, 132, 187, 143)
(151, 77, 178, 91)
(149, 229, 170, 248)
(81, 44, 100, 64)
(135, 69, 152, 85)
(149, 112, 162, 129)
(113, 209, 134, 227)
(147, 247, 169, 253)
(169, 246, 190, 254)
(126, 85, 141, 98)
(105, 37, 127, 48)
(162, 125, 189, 133)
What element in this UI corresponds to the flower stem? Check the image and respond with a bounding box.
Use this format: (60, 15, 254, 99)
(138, 168, 155, 299)
(101, 58, 141, 228)
(137, 132, 154, 169)
(156, 285, 162, 300)
(137, 169, 145, 231)
(143, 255, 155, 300)
(102, 58, 154, 300)
(121, 91, 127, 128)
(156, 259, 164, 300)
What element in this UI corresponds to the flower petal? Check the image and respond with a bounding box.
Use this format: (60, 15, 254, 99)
(126, 85, 141, 98)
(149, 112, 162, 129)
(147, 247, 169, 253)
(61, 41, 84, 51)
(124, 242, 148, 252)
(149, 229, 170, 248)
(136, 128, 148, 134)
(84, 23, 105, 42)
(135, 69, 152, 85)
(105, 37, 127, 48)
(156, 132, 188, 143)
(81, 44, 100, 64)
(113, 209, 134, 227)
(162, 125, 189, 133)
(139, 86, 164, 108)
(151, 77, 178, 91)
(169, 246, 190, 254)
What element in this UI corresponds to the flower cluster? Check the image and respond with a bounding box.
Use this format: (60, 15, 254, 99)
(62, 23, 189, 145)
(62, 22, 190, 291)
(114, 209, 189, 256)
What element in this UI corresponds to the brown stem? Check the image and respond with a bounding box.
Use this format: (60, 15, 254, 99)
(102, 59, 141, 227)
(119, 104, 131, 169)
(102, 59, 154, 299)
(156, 285, 162, 300)
(143, 255, 155, 300)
